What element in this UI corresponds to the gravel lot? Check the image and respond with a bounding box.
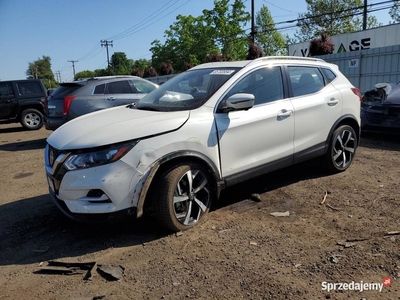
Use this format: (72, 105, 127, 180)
(0, 123, 399, 300)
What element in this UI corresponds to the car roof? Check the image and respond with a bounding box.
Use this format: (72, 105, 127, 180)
(191, 56, 331, 70)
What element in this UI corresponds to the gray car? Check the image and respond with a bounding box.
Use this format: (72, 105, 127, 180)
(44, 76, 158, 130)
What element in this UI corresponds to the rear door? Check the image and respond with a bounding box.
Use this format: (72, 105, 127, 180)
(0, 82, 17, 119)
(104, 80, 139, 108)
(287, 66, 343, 155)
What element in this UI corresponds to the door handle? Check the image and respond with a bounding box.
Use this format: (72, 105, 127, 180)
(107, 97, 115, 101)
(328, 98, 339, 106)
(277, 109, 293, 119)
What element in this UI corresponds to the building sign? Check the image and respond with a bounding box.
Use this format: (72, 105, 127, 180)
(289, 24, 400, 57)
(349, 59, 359, 68)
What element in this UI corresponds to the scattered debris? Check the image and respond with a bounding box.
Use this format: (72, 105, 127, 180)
(345, 237, 369, 242)
(294, 264, 302, 268)
(329, 256, 340, 264)
(385, 231, 400, 236)
(175, 231, 183, 237)
(337, 241, 356, 248)
(249, 241, 258, 246)
(97, 264, 125, 281)
(92, 296, 106, 300)
(36, 261, 96, 280)
(320, 191, 330, 205)
(270, 211, 290, 217)
(218, 228, 232, 234)
(250, 193, 261, 202)
(326, 204, 340, 211)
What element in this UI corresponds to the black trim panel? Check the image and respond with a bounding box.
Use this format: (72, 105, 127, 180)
(293, 142, 326, 164)
(224, 155, 293, 187)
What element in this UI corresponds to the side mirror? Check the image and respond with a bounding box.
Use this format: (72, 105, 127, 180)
(220, 93, 255, 112)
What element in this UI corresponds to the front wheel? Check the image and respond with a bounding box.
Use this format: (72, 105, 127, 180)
(154, 163, 213, 232)
(325, 125, 357, 173)
(20, 108, 43, 130)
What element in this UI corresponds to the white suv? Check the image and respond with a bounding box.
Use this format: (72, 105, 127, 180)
(45, 57, 361, 232)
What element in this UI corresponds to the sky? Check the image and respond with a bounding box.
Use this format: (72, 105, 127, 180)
(0, 0, 394, 82)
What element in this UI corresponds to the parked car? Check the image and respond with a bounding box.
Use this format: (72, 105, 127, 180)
(44, 76, 158, 130)
(44, 57, 361, 232)
(361, 82, 400, 131)
(0, 79, 46, 130)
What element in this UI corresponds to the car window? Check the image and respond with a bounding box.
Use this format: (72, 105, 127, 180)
(106, 80, 132, 94)
(50, 84, 82, 99)
(16, 82, 42, 95)
(93, 83, 106, 95)
(321, 68, 337, 83)
(0, 82, 14, 97)
(288, 66, 325, 97)
(131, 80, 156, 93)
(137, 68, 239, 112)
(226, 66, 284, 105)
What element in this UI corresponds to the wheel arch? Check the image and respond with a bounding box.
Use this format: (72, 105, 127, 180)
(136, 150, 223, 218)
(325, 114, 361, 152)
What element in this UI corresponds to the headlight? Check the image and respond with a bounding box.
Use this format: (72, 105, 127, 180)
(64, 141, 138, 170)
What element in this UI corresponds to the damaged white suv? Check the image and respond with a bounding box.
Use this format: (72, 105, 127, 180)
(45, 57, 361, 232)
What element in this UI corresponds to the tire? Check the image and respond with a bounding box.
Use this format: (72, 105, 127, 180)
(20, 108, 43, 130)
(154, 163, 213, 232)
(325, 125, 357, 173)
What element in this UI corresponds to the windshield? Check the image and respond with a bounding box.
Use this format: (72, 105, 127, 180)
(136, 67, 239, 111)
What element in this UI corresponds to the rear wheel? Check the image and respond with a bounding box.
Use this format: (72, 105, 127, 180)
(154, 163, 212, 232)
(20, 108, 43, 130)
(325, 125, 357, 173)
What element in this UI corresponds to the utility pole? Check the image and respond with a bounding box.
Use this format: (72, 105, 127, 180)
(101, 40, 113, 75)
(55, 71, 61, 82)
(250, 0, 255, 43)
(363, 0, 367, 30)
(68, 60, 78, 79)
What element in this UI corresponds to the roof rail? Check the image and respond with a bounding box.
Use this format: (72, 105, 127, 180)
(247, 56, 325, 66)
(88, 75, 137, 80)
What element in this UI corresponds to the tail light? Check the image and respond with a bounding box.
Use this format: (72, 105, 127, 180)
(63, 95, 76, 115)
(351, 88, 362, 101)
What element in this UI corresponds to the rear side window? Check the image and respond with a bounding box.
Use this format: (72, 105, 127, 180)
(0, 82, 14, 97)
(321, 68, 337, 83)
(131, 80, 156, 93)
(93, 84, 105, 94)
(50, 85, 82, 99)
(288, 66, 325, 97)
(106, 80, 132, 94)
(16, 82, 43, 95)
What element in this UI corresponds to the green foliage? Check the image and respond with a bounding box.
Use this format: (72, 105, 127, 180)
(74, 70, 95, 80)
(255, 5, 288, 56)
(132, 59, 152, 73)
(93, 69, 109, 77)
(26, 55, 57, 88)
(150, 0, 250, 72)
(389, 0, 400, 23)
(295, 0, 382, 41)
(144, 67, 158, 77)
(111, 52, 132, 75)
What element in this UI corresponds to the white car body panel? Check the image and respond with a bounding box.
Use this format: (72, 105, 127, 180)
(48, 106, 190, 150)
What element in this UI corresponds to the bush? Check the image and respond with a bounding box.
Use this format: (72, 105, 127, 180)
(131, 68, 144, 77)
(143, 67, 158, 77)
(309, 32, 335, 56)
(160, 62, 174, 75)
(246, 42, 264, 60)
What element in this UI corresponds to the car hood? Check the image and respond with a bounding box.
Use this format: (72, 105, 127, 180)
(47, 106, 190, 150)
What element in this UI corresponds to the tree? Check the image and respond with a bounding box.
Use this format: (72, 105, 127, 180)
(150, 0, 250, 72)
(159, 62, 174, 75)
(295, 0, 381, 41)
(26, 55, 57, 88)
(255, 5, 288, 56)
(246, 43, 264, 60)
(132, 59, 151, 74)
(74, 70, 95, 80)
(111, 52, 132, 75)
(131, 69, 144, 77)
(202, 0, 250, 60)
(389, 0, 400, 23)
(205, 53, 232, 62)
(309, 32, 335, 56)
(144, 67, 158, 78)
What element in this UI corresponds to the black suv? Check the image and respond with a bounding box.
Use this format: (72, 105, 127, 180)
(44, 76, 158, 130)
(0, 79, 47, 130)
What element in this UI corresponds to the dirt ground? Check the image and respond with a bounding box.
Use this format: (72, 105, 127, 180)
(0, 123, 399, 300)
